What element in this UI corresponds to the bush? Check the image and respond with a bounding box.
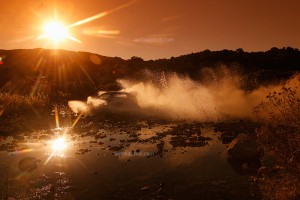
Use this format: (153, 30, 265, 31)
(0, 93, 51, 134)
(0, 93, 49, 117)
(253, 74, 300, 199)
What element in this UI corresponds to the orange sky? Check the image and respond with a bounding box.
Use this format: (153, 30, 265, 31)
(0, 0, 300, 60)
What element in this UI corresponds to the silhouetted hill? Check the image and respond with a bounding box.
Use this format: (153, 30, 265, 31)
(0, 47, 299, 101)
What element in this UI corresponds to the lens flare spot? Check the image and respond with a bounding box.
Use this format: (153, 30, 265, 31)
(89, 54, 102, 65)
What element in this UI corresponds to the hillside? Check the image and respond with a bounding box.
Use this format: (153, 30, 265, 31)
(0, 47, 299, 101)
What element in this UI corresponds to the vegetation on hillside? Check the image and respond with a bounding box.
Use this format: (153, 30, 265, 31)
(0, 47, 299, 102)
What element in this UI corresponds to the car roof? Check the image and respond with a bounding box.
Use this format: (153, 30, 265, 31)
(99, 91, 133, 98)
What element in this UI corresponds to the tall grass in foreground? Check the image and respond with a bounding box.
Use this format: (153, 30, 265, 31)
(0, 93, 48, 116)
(253, 74, 300, 200)
(0, 93, 50, 134)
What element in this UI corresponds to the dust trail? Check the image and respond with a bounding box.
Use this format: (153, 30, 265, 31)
(68, 68, 297, 121)
(119, 74, 217, 120)
(68, 96, 105, 114)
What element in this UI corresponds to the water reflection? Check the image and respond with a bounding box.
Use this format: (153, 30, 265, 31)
(0, 121, 260, 199)
(50, 137, 68, 152)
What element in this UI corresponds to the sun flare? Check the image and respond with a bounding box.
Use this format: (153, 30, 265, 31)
(51, 137, 68, 151)
(37, 20, 81, 44)
(42, 21, 69, 42)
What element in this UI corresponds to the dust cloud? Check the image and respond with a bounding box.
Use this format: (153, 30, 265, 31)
(68, 68, 294, 121)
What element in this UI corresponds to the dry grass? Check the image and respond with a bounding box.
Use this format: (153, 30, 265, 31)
(253, 74, 300, 200)
(0, 93, 50, 134)
(0, 93, 48, 116)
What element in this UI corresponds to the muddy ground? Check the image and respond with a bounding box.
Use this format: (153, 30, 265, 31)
(0, 112, 262, 200)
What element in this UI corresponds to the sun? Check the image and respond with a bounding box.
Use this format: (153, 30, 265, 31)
(42, 21, 69, 42)
(44, 21, 68, 42)
(37, 20, 81, 43)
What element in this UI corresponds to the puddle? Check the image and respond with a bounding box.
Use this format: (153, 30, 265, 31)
(0, 121, 260, 199)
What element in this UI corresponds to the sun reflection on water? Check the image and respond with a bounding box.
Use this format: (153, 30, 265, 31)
(51, 137, 68, 152)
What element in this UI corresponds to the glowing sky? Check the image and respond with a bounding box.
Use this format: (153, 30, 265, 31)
(0, 0, 300, 59)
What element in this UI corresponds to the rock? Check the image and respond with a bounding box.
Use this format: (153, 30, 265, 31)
(76, 149, 90, 155)
(141, 186, 150, 191)
(108, 146, 124, 151)
(222, 135, 235, 144)
(198, 136, 212, 141)
(109, 138, 116, 141)
(220, 132, 236, 144)
(170, 136, 207, 148)
(129, 133, 138, 138)
(126, 138, 138, 143)
(214, 122, 256, 134)
(98, 135, 107, 139)
(227, 134, 262, 162)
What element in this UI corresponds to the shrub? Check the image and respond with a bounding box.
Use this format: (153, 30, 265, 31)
(253, 74, 300, 199)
